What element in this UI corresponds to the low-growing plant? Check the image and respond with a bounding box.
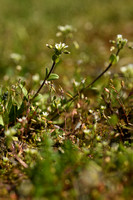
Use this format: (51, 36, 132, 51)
(0, 28, 133, 200)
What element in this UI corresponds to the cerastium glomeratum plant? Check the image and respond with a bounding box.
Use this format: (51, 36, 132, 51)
(49, 34, 128, 119)
(70, 34, 128, 102)
(31, 42, 70, 101)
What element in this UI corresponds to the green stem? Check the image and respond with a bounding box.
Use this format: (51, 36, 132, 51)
(67, 48, 121, 103)
(50, 48, 121, 120)
(31, 60, 56, 102)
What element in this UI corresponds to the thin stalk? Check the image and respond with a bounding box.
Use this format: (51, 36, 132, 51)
(49, 48, 121, 120)
(68, 48, 121, 103)
(31, 60, 56, 102)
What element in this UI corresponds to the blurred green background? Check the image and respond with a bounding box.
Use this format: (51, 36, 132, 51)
(0, 0, 133, 87)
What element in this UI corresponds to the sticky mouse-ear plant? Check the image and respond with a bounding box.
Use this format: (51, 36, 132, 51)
(69, 34, 128, 102)
(31, 42, 70, 102)
(49, 35, 128, 120)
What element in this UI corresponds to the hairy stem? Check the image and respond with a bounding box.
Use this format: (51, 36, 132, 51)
(49, 48, 121, 120)
(67, 48, 121, 103)
(31, 60, 56, 102)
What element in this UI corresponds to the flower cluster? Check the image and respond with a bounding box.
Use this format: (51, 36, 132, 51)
(56, 25, 76, 38)
(46, 42, 70, 63)
(110, 34, 128, 52)
(116, 34, 128, 48)
(54, 42, 69, 55)
(58, 25, 74, 33)
(5, 127, 16, 137)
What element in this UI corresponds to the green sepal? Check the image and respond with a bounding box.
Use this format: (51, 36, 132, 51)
(52, 54, 60, 64)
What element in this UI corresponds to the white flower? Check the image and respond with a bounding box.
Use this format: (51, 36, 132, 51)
(116, 34, 128, 45)
(5, 128, 16, 137)
(58, 25, 66, 32)
(55, 42, 68, 51)
(32, 74, 40, 82)
(120, 66, 127, 73)
(117, 34, 122, 40)
(42, 112, 48, 117)
(120, 64, 133, 75)
(58, 25, 73, 32)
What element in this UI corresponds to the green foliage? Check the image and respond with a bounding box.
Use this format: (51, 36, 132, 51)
(28, 135, 80, 199)
(0, 1, 133, 199)
(109, 54, 119, 64)
(47, 73, 59, 81)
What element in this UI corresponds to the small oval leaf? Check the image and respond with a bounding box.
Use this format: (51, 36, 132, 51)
(47, 73, 59, 81)
(109, 54, 119, 64)
(19, 84, 28, 97)
(45, 67, 49, 77)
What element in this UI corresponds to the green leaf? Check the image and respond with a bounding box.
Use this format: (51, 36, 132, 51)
(7, 96, 13, 112)
(0, 115, 4, 126)
(109, 54, 119, 64)
(19, 84, 28, 97)
(9, 104, 18, 123)
(33, 94, 43, 102)
(108, 114, 118, 126)
(45, 67, 49, 77)
(3, 110, 9, 125)
(17, 97, 27, 117)
(47, 73, 59, 81)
